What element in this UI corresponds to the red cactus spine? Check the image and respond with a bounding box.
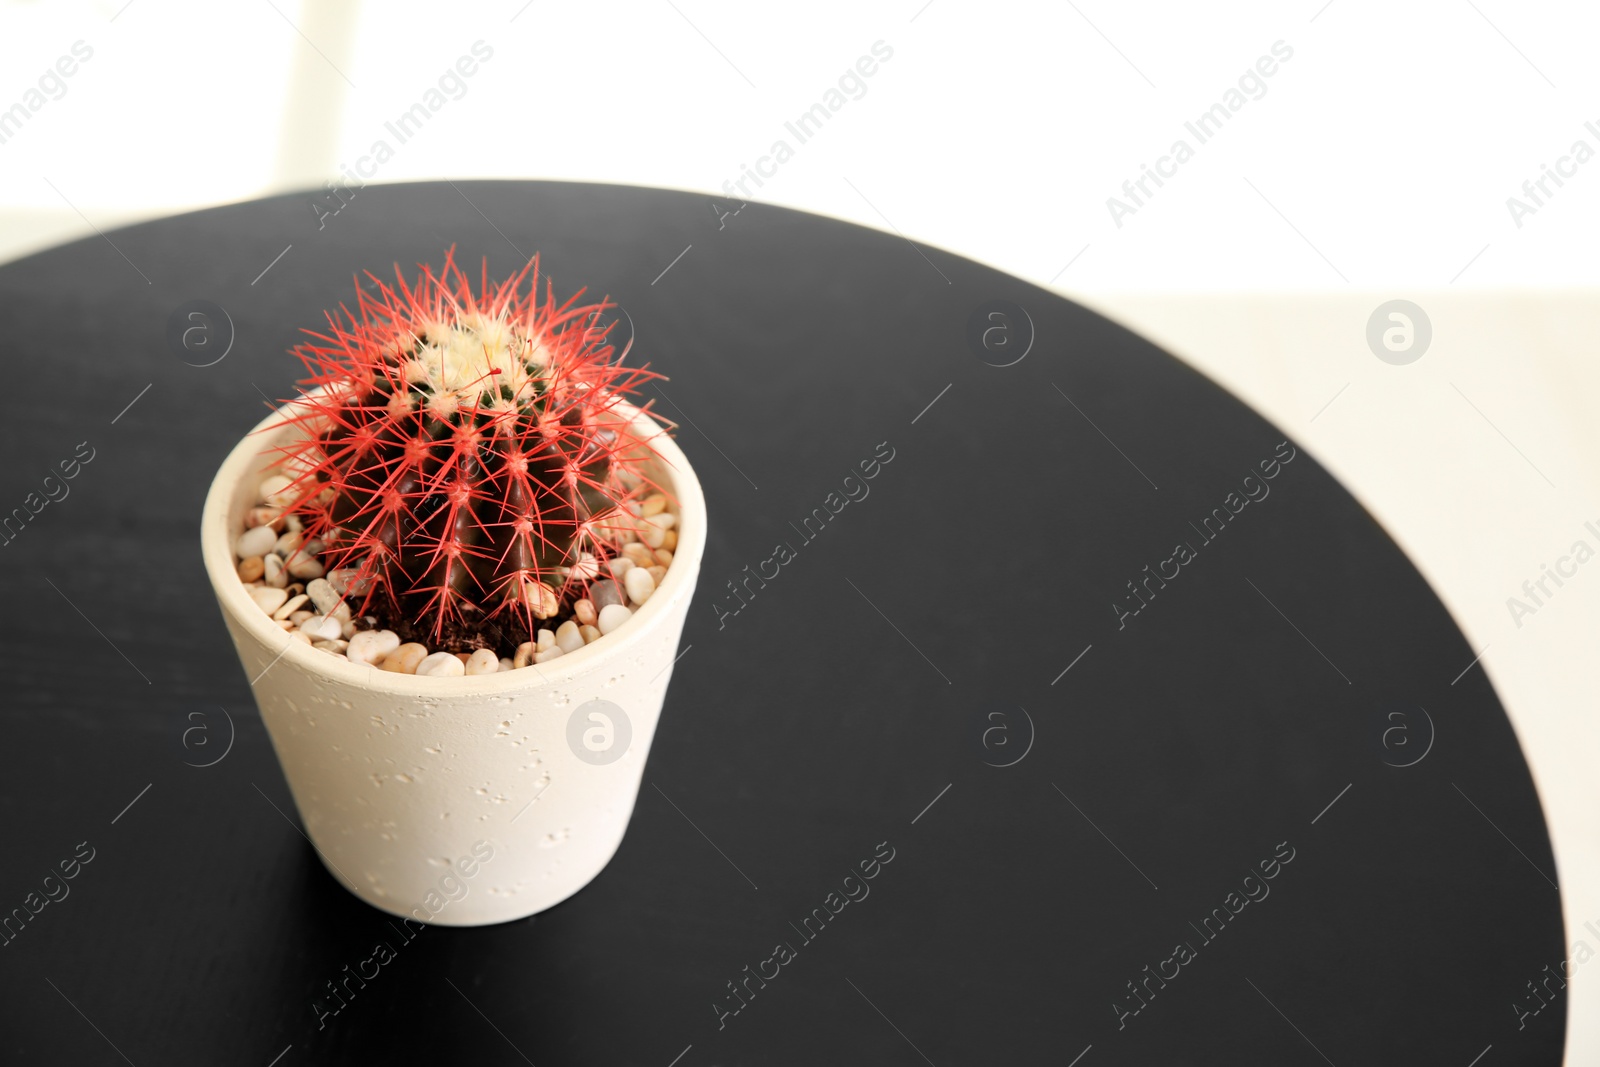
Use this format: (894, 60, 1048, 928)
(267, 250, 665, 648)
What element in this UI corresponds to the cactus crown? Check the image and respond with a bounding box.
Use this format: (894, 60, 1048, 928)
(269, 250, 665, 646)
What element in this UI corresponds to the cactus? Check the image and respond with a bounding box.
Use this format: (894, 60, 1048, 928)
(266, 250, 665, 649)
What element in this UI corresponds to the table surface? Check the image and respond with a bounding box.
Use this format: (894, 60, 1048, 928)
(1075, 286, 1600, 1067)
(0, 181, 1567, 1065)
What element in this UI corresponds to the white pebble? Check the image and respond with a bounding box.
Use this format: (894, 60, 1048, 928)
(606, 557, 634, 579)
(259, 474, 295, 508)
(534, 644, 566, 664)
(250, 586, 288, 615)
(247, 505, 282, 529)
(497, 657, 514, 672)
(641, 513, 674, 546)
(273, 530, 303, 558)
(299, 614, 343, 641)
(536, 628, 556, 651)
(379, 643, 428, 674)
(555, 620, 585, 653)
(235, 525, 277, 559)
(327, 568, 369, 595)
(272, 593, 309, 621)
(346, 629, 400, 665)
(312, 639, 348, 654)
(624, 566, 656, 606)
(465, 649, 500, 675)
(263, 553, 287, 589)
(287, 553, 325, 580)
(606, 514, 640, 545)
(306, 578, 340, 615)
(570, 552, 600, 581)
(416, 652, 465, 677)
(597, 603, 632, 635)
(579, 624, 601, 644)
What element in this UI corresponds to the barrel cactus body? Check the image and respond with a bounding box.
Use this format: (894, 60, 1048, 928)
(268, 252, 663, 647)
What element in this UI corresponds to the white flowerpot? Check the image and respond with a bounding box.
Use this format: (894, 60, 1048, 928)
(200, 397, 704, 926)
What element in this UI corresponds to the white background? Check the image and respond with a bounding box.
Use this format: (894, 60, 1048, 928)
(2, 0, 1598, 287)
(3, 1, 1596, 1061)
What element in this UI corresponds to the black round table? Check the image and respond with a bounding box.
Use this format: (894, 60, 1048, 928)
(0, 181, 1566, 1065)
